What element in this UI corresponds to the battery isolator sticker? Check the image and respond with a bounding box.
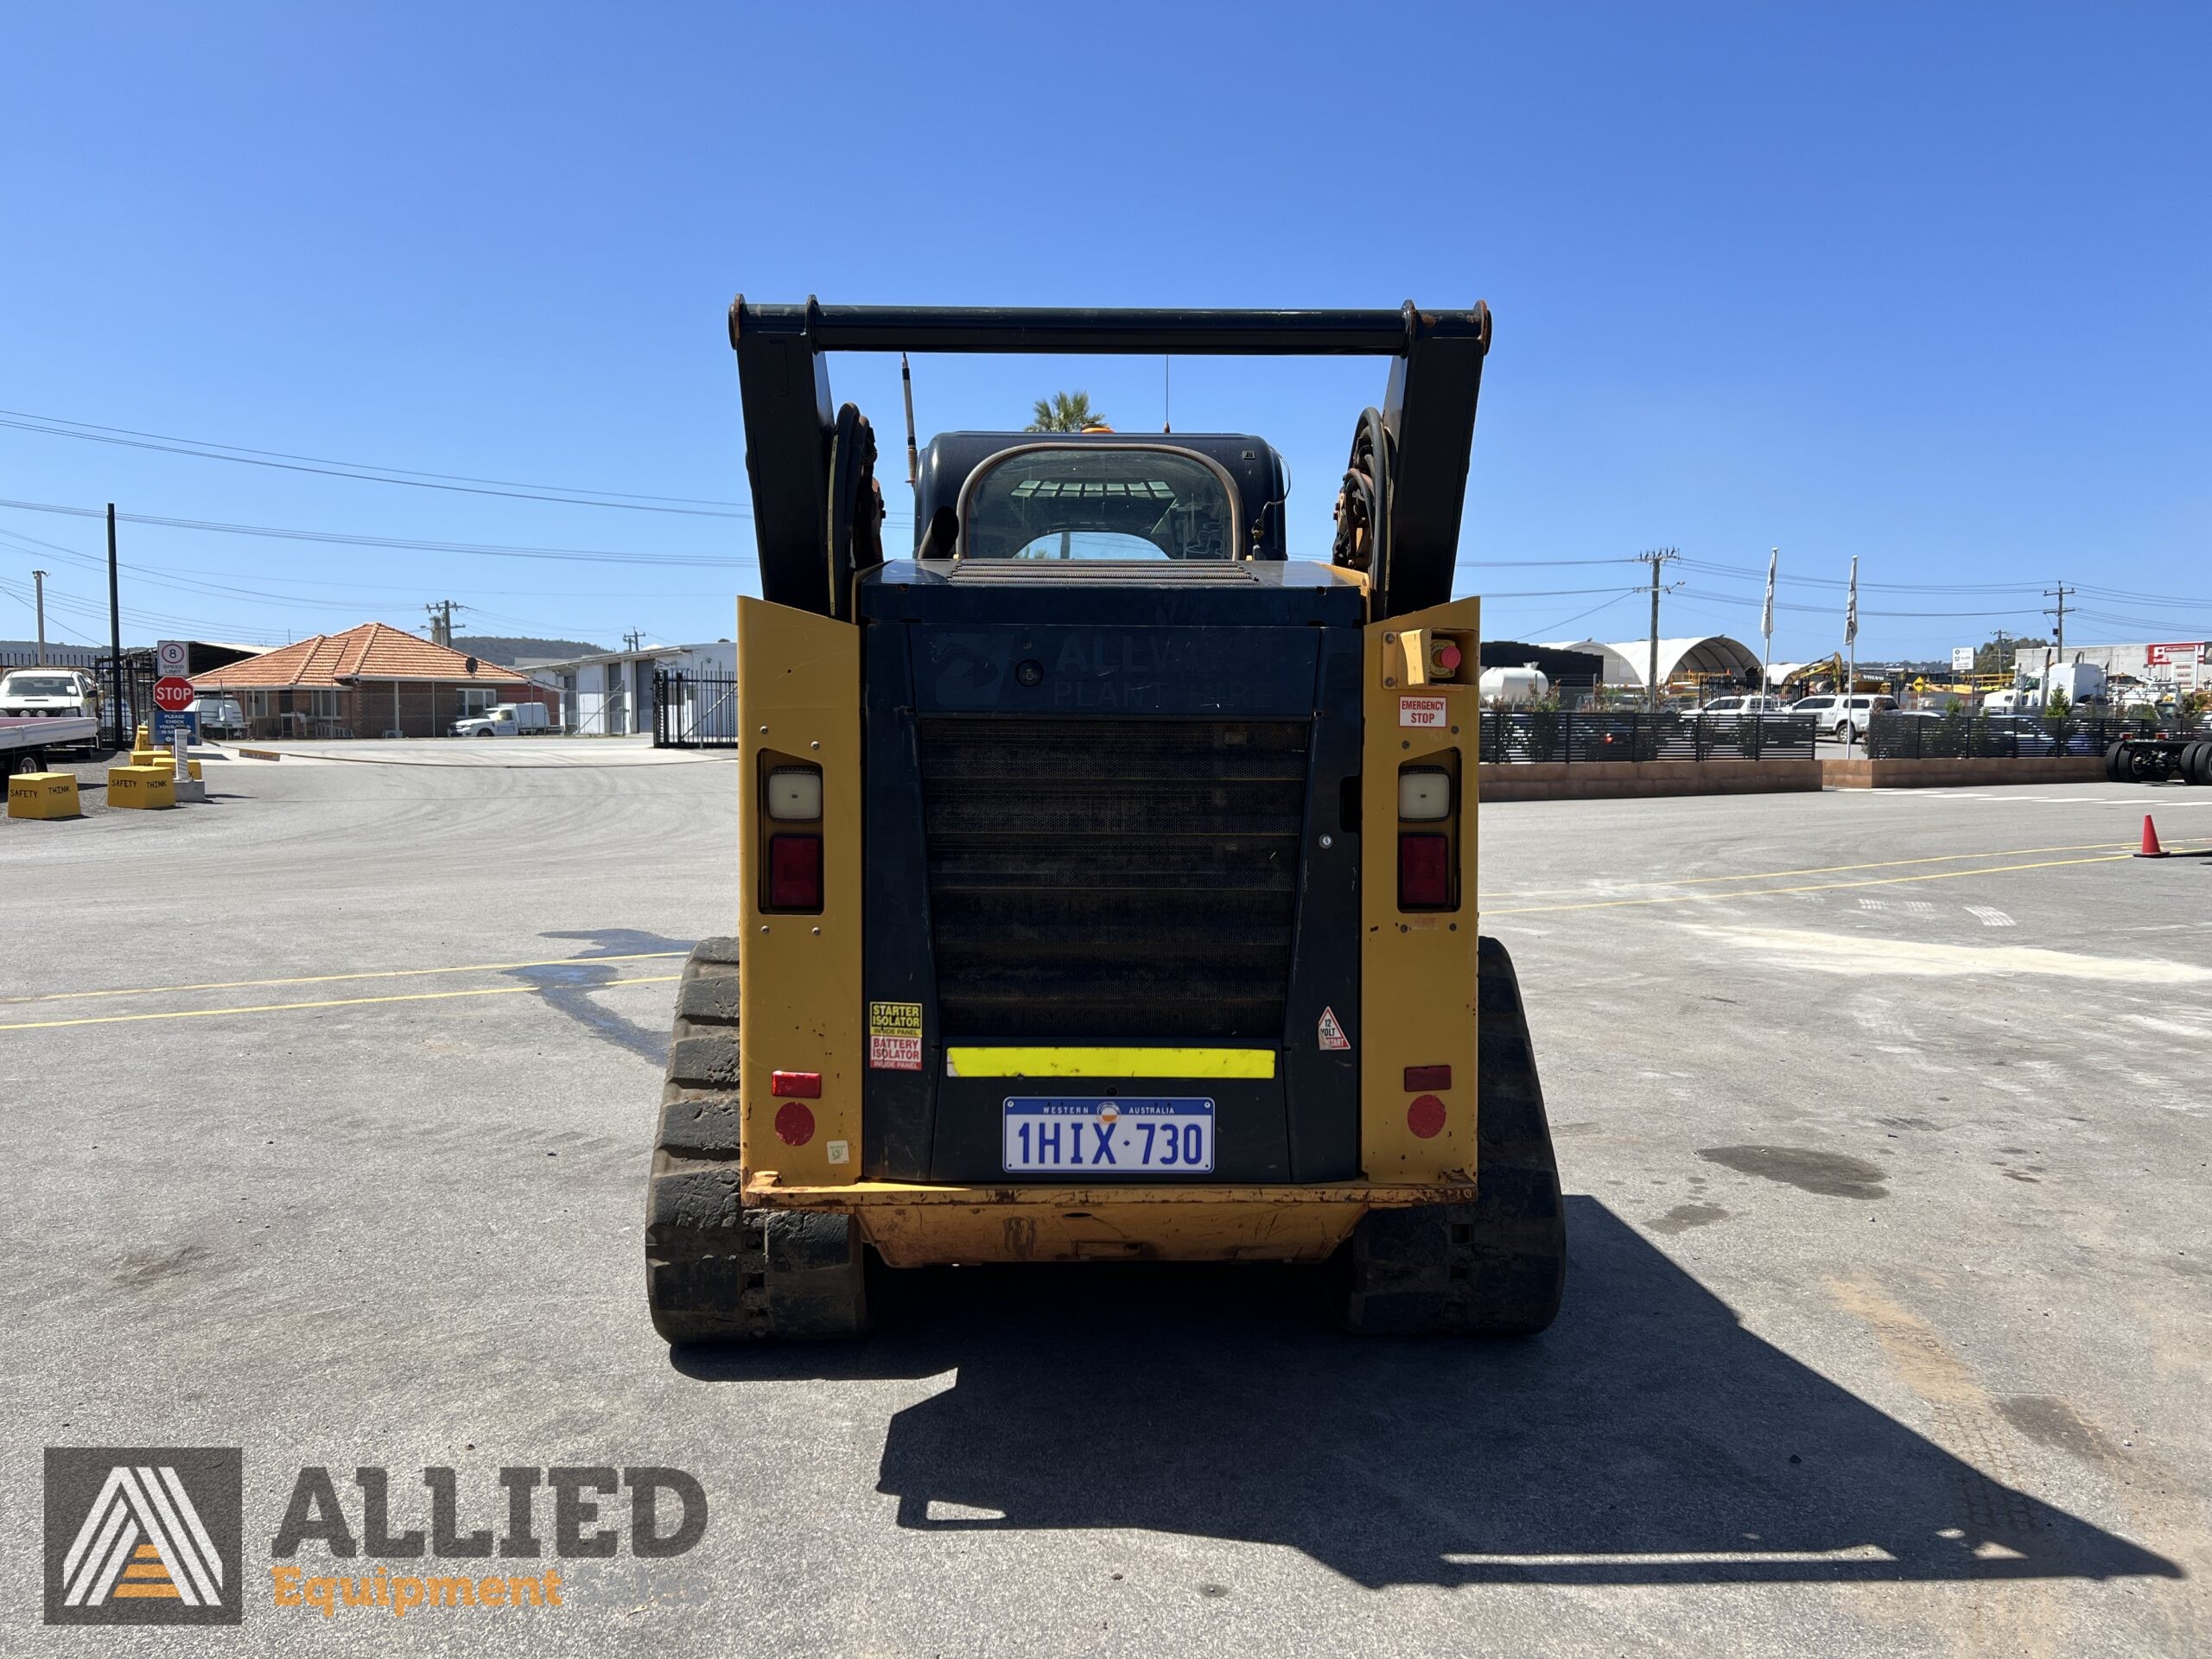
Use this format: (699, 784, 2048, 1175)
(868, 1001, 924, 1071)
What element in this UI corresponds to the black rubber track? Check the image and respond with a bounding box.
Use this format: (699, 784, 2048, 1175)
(644, 938, 869, 1344)
(1335, 935, 1568, 1337)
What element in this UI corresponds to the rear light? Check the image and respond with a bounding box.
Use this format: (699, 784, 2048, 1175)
(766, 766, 823, 821)
(1398, 767, 1452, 821)
(1403, 1064, 1452, 1091)
(771, 1070, 821, 1098)
(1407, 1094, 1447, 1139)
(767, 834, 822, 911)
(1398, 833, 1450, 909)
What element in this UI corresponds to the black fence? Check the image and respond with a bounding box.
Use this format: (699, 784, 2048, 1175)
(1865, 711, 2127, 760)
(1479, 710, 1818, 763)
(653, 670, 740, 747)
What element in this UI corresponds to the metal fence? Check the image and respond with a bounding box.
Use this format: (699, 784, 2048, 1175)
(1478, 710, 1818, 764)
(653, 670, 740, 747)
(1864, 711, 2125, 760)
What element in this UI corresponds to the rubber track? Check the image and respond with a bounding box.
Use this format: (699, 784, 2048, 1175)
(644, 938, 868, 1344)
(1339, 935, 1568, 1336)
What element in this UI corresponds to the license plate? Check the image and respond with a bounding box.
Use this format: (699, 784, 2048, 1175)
(1001, 1097, 1215, 1175)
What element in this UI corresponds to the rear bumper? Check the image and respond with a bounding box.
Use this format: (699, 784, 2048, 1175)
(744, 1173, 1476, 1266)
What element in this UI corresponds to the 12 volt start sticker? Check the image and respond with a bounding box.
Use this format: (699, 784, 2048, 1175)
(1399, 695, 1449, 728)
(868, 1001, 924, 1071)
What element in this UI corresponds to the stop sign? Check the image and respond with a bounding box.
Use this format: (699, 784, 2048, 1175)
(153, 676, 196, 713)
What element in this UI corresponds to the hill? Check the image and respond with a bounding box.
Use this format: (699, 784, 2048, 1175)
(450, 635, 607, 665)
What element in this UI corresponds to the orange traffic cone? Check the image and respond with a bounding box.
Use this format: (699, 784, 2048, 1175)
(2136, 815, 2169, 859)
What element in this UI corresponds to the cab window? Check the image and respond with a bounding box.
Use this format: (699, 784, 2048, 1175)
(962, 447, 1236, 562)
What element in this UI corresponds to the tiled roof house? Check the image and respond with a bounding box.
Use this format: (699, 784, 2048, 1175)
(191, 622, 556, 738)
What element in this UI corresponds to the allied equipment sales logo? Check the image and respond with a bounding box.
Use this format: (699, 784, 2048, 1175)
(44, 1447, 245, 1626)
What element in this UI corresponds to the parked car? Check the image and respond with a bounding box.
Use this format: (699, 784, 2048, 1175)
(1791, 693, 1897, 740)
(448, 702, 554, 738)
(1689, 695, 1792, 724)
(188, 694, 247, 739)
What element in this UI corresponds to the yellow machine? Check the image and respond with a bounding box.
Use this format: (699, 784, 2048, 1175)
(646, 302, 1565, 1340)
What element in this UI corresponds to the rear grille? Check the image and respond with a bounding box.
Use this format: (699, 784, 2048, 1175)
(917, 716, 1308, 1039)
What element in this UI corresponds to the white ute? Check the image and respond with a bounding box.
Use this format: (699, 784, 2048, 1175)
(448, 702, 553, 738)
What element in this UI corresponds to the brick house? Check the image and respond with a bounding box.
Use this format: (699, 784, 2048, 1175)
(189, 622, 558, 739)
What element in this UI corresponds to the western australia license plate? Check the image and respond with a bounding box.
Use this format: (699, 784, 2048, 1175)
(1001, 1097, 1215, 1175)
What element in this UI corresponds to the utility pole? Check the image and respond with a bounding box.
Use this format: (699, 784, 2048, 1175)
(425, 601, 458, 647)
(106, 504, 124, 749)
(2044, 584, 2074, 658)
(624, 629, 643, 654)
(1636, 548, 1679, 715)
(30, 570, 47, 665)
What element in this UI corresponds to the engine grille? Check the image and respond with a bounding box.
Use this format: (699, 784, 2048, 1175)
(917, 716, 1308, 1040)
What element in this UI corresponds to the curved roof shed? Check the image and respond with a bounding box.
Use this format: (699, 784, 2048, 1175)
(1542, 635, 1763, 688)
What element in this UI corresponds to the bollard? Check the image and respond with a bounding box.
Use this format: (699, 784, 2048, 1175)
(106, 765, 177, 810)
(7, 772, 81, 819)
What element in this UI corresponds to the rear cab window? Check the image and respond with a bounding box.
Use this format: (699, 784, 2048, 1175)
(960, 446, 1238, 562)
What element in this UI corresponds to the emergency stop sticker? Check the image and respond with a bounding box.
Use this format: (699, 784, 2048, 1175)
(1399, 695, 1449, 728)
(868, 1001, 924, 1071)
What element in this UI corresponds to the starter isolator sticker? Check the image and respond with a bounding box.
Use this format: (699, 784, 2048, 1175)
(868, 1001, 924, 1071)
(1399, 695, 1449, 728)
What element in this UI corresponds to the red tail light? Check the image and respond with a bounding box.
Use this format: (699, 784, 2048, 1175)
(771, 1071, 821, 1098)
(767, 834, 822, 911)
(1398, 833, 1450, 909)
(1403, 1064, 1452, 1091)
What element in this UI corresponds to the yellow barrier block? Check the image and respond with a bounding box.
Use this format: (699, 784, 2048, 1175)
(7, 772, 81, 819)
(106, 766, 176, 810)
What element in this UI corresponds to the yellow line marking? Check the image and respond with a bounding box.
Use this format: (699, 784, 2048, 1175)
(944, 1046, 1278, 1080)
(1484, 853, 2152, 916)
(1478, 840, 2145, 902)
(0, 975, 680, 1033)
(0, 950, 689, 1007)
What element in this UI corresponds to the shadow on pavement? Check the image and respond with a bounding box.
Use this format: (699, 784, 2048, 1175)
(505, 928, 695, 1065)
(674, 1198, 2178, 1587)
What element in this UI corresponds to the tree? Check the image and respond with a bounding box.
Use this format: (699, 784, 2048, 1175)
(1974, 633, 2047, 674)
(1027, 391, 1107, 434)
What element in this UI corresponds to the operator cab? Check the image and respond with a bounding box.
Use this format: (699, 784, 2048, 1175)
(911, 432, 1291, 563)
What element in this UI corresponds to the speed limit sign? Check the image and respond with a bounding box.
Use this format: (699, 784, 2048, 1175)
(156, 639, 190, 676)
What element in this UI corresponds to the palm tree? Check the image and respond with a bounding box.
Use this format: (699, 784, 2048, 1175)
(1027, 391, 1107, 433)
(1023, 391, 1110, 558)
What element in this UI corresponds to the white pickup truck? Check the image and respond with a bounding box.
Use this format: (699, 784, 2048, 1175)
(0, 669, 101, 772)
(448, 702, 554, 738)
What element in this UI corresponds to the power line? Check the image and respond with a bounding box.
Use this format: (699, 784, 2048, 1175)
(0, 498, 759, 569)
(0, 408, 761, 519)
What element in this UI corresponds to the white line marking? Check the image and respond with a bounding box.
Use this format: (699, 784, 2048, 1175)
(1965, 906, 2016, 928)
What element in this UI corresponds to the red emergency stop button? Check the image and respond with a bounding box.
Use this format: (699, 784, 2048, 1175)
(1436, 640, 1462, 671)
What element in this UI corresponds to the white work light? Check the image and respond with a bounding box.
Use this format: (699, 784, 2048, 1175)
(766, 766, 823, 821)
(1398, 766, 1452, 822)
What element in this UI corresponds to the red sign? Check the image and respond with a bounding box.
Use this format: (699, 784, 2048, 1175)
(2145, 642, 2209, 666)
(153, 676, 196, 712)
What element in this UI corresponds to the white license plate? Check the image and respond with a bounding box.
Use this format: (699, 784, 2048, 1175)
(1001, 1097, 1215, 1175)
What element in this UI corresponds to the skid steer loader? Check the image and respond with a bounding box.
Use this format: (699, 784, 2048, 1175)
(647, 301, 1566, 1340)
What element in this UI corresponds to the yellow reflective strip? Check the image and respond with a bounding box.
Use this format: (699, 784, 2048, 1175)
(944, 1046, 1275, 1080)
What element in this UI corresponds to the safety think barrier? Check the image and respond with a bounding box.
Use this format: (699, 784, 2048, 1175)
(1478, 711, 1818, 764)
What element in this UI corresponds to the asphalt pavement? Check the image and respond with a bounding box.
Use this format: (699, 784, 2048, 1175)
(3, 738, 2208, 1656)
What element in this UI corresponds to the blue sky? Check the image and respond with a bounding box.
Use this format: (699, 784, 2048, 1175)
(2, 2, 2204, 662)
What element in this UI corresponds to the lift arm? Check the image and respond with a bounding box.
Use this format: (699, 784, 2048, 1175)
(728, 298, 1491, 618)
